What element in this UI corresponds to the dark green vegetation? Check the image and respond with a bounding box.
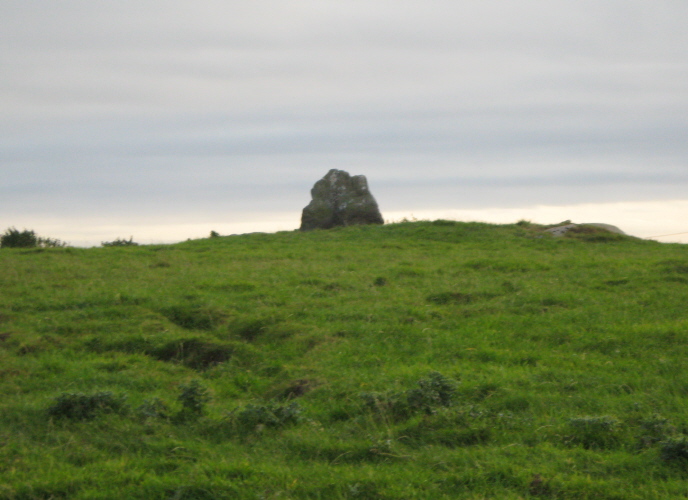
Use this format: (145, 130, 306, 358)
(0, 227, 65, 249)
(101, 237, 139, 247)
(1, 220, 688, 499)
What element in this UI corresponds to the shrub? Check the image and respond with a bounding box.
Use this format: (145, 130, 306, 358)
(1, 227, 65, 248)
(1, 228, 37, 248)
(101, 237, 138, 247)
(47, 392, 129, 421)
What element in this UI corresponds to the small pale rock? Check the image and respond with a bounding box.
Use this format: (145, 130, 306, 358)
(300, 169, 384, 231)
(545, 224, 578, 237)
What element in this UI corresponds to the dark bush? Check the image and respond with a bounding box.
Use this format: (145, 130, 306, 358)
(101, 237, 138, 247)
(47, 392, 129, 421)
(1, 228, 36, 248)
(1, 227, 65, 248)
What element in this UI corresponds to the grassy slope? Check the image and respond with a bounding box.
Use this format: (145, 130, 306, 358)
(1, 220, 688, 499)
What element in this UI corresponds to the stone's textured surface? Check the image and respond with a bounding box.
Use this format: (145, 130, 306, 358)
(300, 169, 384, 231)
(545, 224, 578, 237)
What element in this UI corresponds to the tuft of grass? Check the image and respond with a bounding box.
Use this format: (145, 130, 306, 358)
(159, 305, 228, 331)
(567, 415, 621, 449)
(234, 402, 302, 431)
(176, 379, 211, 420)
(47, 392, 129, 421)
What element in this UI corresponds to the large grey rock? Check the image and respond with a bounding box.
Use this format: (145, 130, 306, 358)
(300, 169, 384, 231)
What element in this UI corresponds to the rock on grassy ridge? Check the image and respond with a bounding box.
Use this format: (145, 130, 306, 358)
(300, 169, 384, 231)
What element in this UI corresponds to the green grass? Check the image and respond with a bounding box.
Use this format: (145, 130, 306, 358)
(1, 220, 688, 498)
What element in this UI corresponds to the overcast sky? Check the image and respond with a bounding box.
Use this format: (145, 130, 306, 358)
(2, 1, 687, 245)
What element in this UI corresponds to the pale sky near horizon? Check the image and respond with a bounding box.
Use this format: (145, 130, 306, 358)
(2, 1, 687, 246)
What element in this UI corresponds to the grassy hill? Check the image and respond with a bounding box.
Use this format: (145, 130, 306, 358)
(1, 220, 688, 499)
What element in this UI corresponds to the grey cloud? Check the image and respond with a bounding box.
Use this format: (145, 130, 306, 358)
(1, 1, 687, 231)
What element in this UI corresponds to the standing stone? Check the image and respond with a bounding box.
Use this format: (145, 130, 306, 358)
(300, 169, 384, 231)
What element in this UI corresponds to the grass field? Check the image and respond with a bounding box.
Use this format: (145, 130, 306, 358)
(1, 220, 688, 499)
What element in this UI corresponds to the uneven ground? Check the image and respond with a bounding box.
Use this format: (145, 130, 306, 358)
(1, 220, 688, 499)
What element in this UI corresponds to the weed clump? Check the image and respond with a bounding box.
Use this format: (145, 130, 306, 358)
(47, 392, 129, 421)
(151, 337, 234, 369)
(361, 372, 458, 420)
(136, 397, 171, 421)
(637, 414, 676, 448)
(567, 415, 620, 449)
(177, 380, 211, 420)
(235, 402, 302, 430)
(360, 391, 410, 420)
(407, 371, 457, 414)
